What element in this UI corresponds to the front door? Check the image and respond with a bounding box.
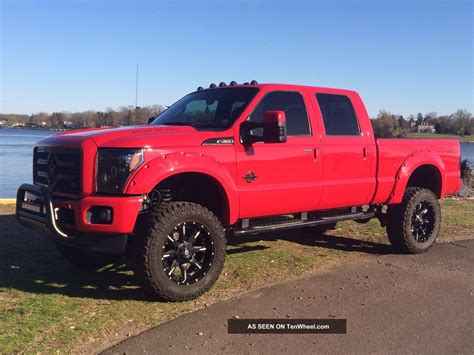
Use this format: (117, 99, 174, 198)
(235, 90, 322, 218)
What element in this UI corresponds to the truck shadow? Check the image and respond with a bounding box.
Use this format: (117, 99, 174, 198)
(0, 213, 146, 301)
(0, 213, 391, 302)
(228, 228, 393, 255)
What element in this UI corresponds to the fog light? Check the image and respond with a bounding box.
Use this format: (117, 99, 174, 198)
(86, 206, 113, 224)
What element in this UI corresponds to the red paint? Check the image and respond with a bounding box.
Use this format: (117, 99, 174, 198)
(262, 110, 285, 123)
(30, 83, 462, 234)
(53, 195, 142, 233)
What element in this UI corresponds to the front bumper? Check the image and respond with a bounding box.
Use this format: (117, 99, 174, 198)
(16, 184, 142, 253)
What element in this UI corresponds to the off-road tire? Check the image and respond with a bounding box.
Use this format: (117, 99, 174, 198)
(56, 243, 121, 270)
(386, 187, 441, 254)
(131, 202, 226, 301)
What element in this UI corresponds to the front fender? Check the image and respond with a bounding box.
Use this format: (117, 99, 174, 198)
(124, 152, 240, 224)
(387, 151, 446, 204)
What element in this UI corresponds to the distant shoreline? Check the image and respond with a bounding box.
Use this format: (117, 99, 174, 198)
(406, 132, 473, 143)
(0, 127, 65, 131)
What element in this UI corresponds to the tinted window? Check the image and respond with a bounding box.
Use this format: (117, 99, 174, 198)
(249, 91, 311, 136)
(151, 87, 258, 130)
(316, 94, 360, 136)
(184, 99, 218, 121)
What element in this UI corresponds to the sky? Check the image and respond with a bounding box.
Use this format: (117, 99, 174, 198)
(0, 0, 473, 117)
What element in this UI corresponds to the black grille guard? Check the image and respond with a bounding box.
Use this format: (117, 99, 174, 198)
(16, 183, 71, 238)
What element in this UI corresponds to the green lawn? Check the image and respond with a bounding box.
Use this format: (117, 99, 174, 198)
(406, 132, 473, 142)
(1, 198, 473, 353)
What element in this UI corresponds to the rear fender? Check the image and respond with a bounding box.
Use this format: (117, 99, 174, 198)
(387, 151, 446, 204)
(124, 152, 239, 224)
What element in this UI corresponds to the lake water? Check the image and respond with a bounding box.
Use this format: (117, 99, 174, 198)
(1, 128, 474, 198)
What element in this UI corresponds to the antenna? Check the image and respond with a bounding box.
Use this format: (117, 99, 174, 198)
(135, 64, 139, 109)
(134, 64, 138, 125)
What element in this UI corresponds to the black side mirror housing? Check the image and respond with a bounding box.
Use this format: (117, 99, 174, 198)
(147, 116, 156, 125)
(241, 111, 287, 144)
(262, 111, 287, 143)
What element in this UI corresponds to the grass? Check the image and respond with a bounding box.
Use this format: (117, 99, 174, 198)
(406, 132, 473, 142)
(1, 199, 473, 353)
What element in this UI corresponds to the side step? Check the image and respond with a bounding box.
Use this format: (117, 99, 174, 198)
(233, 211, 375, 236)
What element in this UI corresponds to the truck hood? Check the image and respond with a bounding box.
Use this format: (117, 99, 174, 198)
(39, 125, 219, 148)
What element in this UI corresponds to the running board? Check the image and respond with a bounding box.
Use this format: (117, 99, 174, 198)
(233, 211, 375, 236)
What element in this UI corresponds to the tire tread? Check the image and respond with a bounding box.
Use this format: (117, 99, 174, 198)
(131, 201, 226, 301)
(386, 187, 440, 254)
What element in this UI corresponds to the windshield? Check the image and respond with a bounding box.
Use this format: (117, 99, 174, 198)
(150, 87, 259, 130)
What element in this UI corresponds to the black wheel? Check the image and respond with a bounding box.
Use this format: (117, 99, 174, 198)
(131, 202, 226, 301)
(386, 187, 441, 254)
(56, 243, 121, 270)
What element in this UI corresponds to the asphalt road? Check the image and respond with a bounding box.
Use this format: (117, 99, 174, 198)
(104, 239, 474, 354)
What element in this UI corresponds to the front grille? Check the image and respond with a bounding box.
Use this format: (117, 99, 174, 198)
(33, 147, 82, 194)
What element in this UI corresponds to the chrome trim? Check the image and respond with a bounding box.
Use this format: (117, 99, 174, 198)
(202, 137, 235, 145)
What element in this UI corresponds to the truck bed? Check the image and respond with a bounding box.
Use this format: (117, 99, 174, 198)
(373, 138, 461, 204)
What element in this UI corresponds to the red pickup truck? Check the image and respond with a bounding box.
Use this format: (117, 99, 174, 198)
(16, 82, 462, 301)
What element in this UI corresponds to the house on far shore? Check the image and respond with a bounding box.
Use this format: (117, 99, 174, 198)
(417, 122, 436, 133)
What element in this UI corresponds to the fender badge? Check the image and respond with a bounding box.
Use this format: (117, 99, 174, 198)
(243, 171, 258, 183)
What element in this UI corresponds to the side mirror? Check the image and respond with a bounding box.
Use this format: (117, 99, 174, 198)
(147, 116, 156, 125)
(240, 111, 287, 144)
(262, 111, 287, 143)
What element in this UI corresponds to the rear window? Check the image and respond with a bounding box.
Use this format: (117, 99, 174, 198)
(316, 94, 360, 136)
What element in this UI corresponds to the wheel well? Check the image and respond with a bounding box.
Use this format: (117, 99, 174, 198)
(406, 164, 442, 197)
(154, 173, 230, 226)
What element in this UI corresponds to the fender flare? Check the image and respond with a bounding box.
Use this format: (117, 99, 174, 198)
(124, 152, 239, 225)
(387, 150, 446, 204)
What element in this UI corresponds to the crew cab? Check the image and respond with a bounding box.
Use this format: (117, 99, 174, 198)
(16, 81, 463, 301)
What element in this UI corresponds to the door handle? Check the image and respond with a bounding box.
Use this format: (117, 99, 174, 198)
(314, 148, 320, 161)
(363, 147, 367, 159)
(304, 148, 320, 161)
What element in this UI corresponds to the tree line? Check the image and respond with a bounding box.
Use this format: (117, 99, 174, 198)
(0, 105, 165, 129)
(371, 109, 473, 138)
(0, 106, 472, 139)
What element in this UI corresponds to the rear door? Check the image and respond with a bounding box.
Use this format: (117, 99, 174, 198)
(235, 90, 323, 218)
(311, 92, 376, 209)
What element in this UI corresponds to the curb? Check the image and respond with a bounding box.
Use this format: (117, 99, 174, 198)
(0, 199, 16, 204)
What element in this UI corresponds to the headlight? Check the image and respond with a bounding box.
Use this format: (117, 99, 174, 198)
(96, 148, 143, 194)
